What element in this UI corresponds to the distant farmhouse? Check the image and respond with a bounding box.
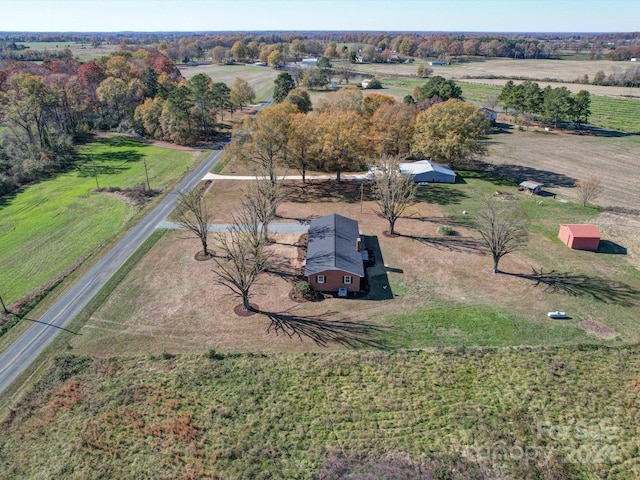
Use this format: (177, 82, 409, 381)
(399, 160, 457, 184)
(304, 214, 366, 294)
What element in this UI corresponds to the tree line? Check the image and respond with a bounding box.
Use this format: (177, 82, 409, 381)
(225, 74, 489, 185)
(0, 48, 255, 196)
(498, 80, 592, 129)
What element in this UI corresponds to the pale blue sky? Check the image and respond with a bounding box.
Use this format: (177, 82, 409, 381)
(1, 0, 639, 32)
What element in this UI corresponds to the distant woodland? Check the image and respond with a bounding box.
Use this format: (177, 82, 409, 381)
(1, 31, 639, 196)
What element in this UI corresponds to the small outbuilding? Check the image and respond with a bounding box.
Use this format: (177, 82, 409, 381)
(558, 224, 602, 251)
(519, 180, 544, 195)
(304, 214, 366, 293)
(479, 107, 498, 124)
(399, 160, 456, 184)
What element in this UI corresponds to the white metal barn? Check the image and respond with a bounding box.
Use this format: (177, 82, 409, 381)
(399, 160, 457, 184)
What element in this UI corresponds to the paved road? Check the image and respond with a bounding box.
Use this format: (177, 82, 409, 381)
(0, 147, 225, 396)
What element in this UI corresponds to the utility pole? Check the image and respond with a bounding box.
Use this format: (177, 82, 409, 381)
(91, 155, 99, 190)
(360, 181, 364, 214)
(143, 159, 151, 191)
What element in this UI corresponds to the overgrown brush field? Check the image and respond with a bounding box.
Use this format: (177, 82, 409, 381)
(0, 136, 197, 307)
(1, 346, 638, 478)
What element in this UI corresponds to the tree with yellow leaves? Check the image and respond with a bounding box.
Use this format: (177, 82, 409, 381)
(412, 99, 489, 166)
(316, 109, 368, 182)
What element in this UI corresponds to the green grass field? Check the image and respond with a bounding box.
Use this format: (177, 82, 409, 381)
(16, 42, 119, 62)
(0, 137, 196, 306)
(377, 77, 640, 133)
(179, 64, 279, 102)
(1, 346, 638, 478)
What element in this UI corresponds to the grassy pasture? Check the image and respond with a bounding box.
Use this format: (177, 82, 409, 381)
(16, 41, 119, 62)
(0, 136, 197, 307)
(179, 64, 280, 102)
(1, 346, 638, 478)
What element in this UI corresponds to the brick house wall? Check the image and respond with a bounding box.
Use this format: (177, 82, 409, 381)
(308, 270, 361, 293)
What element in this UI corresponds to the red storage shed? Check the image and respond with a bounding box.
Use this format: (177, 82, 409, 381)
(558, 224, 601, 251)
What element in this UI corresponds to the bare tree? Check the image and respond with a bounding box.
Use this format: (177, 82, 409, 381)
(213, 215, 271, 312)
(372, 155, 417, 235)
(334, 63, 354, 84)
(223, 104, 294, 185)
(475, 196, 529, 274)
(575, 178, 603, 207)
(242, 174, 286, 243)
(174, 185, 212, 258)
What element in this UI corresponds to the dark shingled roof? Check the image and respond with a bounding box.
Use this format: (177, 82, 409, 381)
(304, 214, 365, 278)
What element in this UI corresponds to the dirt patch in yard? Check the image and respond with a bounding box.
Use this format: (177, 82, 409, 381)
(579, 320, 618, 340)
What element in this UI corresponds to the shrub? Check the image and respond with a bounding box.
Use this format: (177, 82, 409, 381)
(437, 225, 455, 236)
(294, 281, 312, 296)
(367, 78, 382, 89)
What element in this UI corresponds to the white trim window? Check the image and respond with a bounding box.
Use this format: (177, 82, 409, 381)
(317, 275, 326, 284)
(343, 275, 352, 285)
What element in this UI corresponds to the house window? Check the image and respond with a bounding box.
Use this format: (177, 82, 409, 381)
(317, 275, 326, 284)
(343, 275, 352, 285)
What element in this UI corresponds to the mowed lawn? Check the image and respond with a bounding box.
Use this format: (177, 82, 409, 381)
(69, 165, 640, 356)
(0, 137, 198, 306)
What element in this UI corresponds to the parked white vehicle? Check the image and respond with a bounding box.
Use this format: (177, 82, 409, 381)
(547, 311, 567, 319)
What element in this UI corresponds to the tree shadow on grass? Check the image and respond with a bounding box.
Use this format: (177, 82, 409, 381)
(415, 184, 469, 205)
(503, 268, 639, 306)
(398, 233, 486, 255)
(259, 308, 389, 349)
(475, 162, 576, 187)
(285, 179, 375, 204)
(401, 214, 472, 228)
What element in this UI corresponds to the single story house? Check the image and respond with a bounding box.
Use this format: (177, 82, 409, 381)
(519, 180, 544, 194)
(480, 107, 498, 123)
(558, 224, 602, 251)
(399, 160, 457, 184)
(304, 214, 366, 293)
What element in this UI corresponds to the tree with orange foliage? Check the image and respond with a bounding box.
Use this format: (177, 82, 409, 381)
(316, 109, 368, 182)
(369, 103, 417, 157)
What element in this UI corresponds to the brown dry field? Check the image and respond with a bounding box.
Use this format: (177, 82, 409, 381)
(71, 177, 628, 357)
(485, 120, 640, 269)
(355, 58, 625, 81)
(486, 121, 640, 210)
(353, 59, 640, 98)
